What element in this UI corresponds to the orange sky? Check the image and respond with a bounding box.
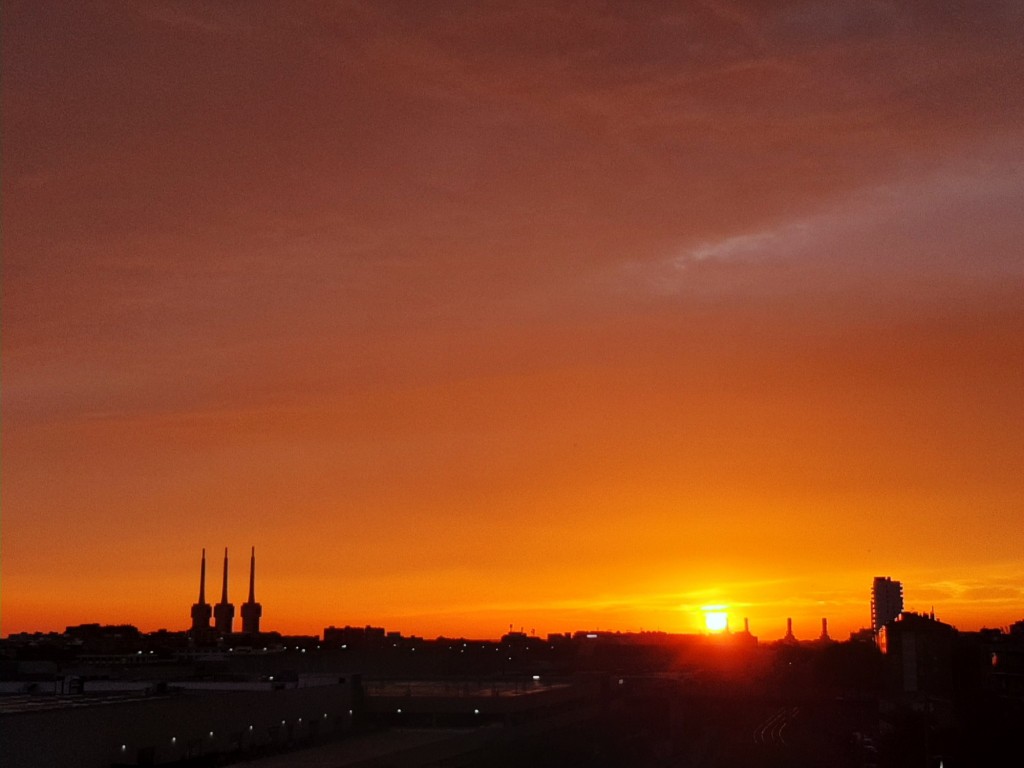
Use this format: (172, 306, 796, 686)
(3, 1, 1022, 641)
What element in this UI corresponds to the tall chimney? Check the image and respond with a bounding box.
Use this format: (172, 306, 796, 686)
(190, 549, 212, 634)
(214, 548, 235, 634)
(241, 546, 262, 634)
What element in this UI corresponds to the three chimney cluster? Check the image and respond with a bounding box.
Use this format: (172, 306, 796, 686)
(190, 547, 261, 635)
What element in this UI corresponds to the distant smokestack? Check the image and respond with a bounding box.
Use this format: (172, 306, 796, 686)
(214, 547, 235, 634)
(190, 549, 212, 634)
(784, 617, 795, 642)
(198, 549, 206, 604)
(744, 617, 750, 634)
(221, 548, 229, 603)
(241, 546, 262, 634)
(820, 617, 829, 641)
(247, 547, 256, 603)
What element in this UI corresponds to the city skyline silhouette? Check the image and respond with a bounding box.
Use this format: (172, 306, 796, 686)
(10, 548, 1009, 645)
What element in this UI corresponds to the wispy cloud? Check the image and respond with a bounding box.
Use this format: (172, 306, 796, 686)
(677, 220, 814, 266)
(627, 143, 1024, 296)
(136, 2, 257, 37)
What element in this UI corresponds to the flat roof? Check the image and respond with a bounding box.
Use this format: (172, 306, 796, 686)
(363, 680, 567, 698)
(0, 692, 171, 716)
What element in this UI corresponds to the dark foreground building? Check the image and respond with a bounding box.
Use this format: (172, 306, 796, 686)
(0, 674, 356, 768)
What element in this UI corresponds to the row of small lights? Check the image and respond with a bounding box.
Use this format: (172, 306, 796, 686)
(333, 643, 557, 653)
(131, 641, 572, 655)
(118, 710, 353, 754)
(202, 643, 565, 653)
(395, 707, 483, 715)
(117, 670, 556, 752)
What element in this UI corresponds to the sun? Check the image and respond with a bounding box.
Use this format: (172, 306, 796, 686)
(702, 606, 729, 633)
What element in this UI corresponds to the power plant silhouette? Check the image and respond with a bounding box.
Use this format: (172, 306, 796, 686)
(189, 547, 261, 636)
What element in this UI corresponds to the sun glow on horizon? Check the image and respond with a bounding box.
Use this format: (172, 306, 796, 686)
(701, 605, 729, 633)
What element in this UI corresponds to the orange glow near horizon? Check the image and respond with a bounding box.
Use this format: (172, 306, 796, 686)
(3, 4, 1023, 642)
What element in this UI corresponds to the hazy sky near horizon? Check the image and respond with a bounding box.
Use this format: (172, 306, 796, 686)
(4, 1, 1023, 639)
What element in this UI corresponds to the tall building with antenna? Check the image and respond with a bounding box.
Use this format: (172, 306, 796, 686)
(213, 548, 234, 634)
(241, 546, 262, 634)
(190, 549, 212, 634)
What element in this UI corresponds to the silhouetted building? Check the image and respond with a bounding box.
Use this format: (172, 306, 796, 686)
(0, 674, 356, 768)
(65, 624, 142, 642)
(879, 611, 956, 697)
(240, 546, 262, 634)
(975, 625, 1024, 699)
(324, 625, 386, 649)
(871, 576, 903, 633)
(189, 549, 212, 635)
(212, 548, 234, 634)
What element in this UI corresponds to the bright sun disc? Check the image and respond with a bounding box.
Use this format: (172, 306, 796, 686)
(703, 608, 729, 633)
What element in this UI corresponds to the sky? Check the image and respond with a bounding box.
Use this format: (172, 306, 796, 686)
(3, 1, 1023, 641)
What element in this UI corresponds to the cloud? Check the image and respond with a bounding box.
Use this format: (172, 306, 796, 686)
(135, 2, 259, 37)
(678, 221, 814, 265)
(629, 141, 1024, 297)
